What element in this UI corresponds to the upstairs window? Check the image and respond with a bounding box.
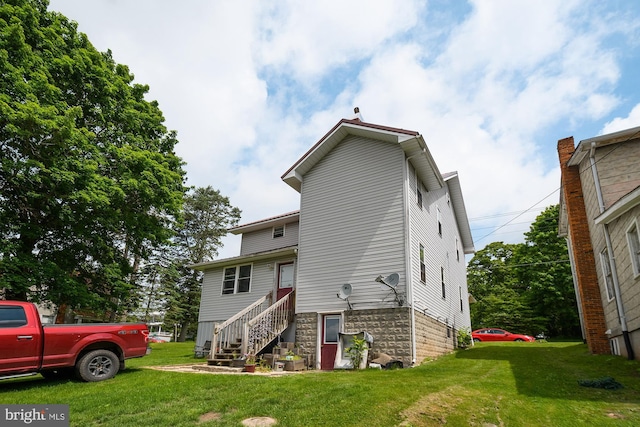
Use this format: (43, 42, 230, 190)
(437, 207, 442, 237)
(455, 237, 460, 262)
(419, 244, 426, 283)
(273, 225, 285, 238)
(417, 186, 423, 209)
(600, 248, 615, 301)
(222, 265, 252, 295)
(627, 221, 640, 277)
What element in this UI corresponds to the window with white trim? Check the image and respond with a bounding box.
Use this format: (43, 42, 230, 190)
(627, 221, 640, 277)
(600, 248, 615, 301)
(441, 267, 446, 299)
(222, 264, 252, 294)
(419, 244, 426, 283)
(455, 237, 460, 262)
(437, 207, 442, 237)
(273, 225, 285, 238)
(417, 184, 423, 209)
(459, 286, 463, 312)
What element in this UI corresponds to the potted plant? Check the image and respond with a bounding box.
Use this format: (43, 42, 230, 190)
(283, 352, 305, 371)
(346, 336, 368, 369)
(243, 353, 256, 373)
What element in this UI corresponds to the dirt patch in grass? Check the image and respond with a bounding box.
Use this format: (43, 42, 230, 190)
(198, 412, 222, 423)
(397, 385, 490, 427)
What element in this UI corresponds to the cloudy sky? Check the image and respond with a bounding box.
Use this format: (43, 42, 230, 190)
(48, 0, 640, 260)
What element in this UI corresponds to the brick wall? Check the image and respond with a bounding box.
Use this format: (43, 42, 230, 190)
(558, 137, 610, 355)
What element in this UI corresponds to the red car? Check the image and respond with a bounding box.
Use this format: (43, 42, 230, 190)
(472, 328, 535, 342)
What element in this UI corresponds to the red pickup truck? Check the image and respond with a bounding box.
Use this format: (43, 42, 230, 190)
(0, 301, 149, 382)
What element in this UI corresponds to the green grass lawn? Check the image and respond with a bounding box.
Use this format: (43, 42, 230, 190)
(1, 341, 639, 426)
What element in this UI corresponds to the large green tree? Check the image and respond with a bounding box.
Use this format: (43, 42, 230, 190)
(0, 0, 186, 316)
(466, 241, 540, 333)
(517, 205, 580, 337)
(156, 186, 240, 341)
(467, 205, 580, 337)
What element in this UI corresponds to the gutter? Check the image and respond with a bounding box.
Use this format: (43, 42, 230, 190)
(589, 143, 635, 360)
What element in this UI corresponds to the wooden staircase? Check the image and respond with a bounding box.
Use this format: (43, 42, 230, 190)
(208, 339, 243, 366)
(208, 290, 295, 366)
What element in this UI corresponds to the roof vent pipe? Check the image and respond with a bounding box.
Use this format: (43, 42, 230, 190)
(353, 107, 363, 121)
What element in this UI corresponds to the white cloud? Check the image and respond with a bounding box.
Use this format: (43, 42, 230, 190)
(255, 0, 423, 81)
(443, 0, 575, 74)
(46, 0, 640, 259)
(601, 103, 640, 134)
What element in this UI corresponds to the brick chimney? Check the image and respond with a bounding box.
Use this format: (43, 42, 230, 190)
(557, 137, 610, 355)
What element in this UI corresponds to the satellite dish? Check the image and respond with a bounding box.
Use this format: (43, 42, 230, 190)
(337, 283, 352, 300)
(375, 273, 405, 306)
(375, 273, 399, 288)
(384, 273, 399, 288)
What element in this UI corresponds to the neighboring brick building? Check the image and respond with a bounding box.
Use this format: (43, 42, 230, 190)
(558, 126, 640, 360)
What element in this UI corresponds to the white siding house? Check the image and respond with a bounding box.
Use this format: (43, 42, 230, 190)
(192, 116, 474, 368)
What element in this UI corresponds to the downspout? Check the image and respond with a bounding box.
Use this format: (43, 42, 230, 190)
(589, 143, 634, 359)
(404, 148, 424, 365)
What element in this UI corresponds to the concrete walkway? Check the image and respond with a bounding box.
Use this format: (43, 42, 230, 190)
(145, 364, 314, 376)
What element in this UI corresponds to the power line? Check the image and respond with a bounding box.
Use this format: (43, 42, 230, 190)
(469, 208, 546, 221)
(472, 127, 640, 244)
(473, 259, 571, 270)
(475, 187, 560, 243)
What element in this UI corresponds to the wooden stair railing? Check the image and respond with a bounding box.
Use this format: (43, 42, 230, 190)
(243, 290, 295, 355)
(209, 292, 271, 359)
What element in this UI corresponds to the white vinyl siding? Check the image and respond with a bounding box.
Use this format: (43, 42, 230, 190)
(408, 163, 471, 330)
(240, 221, 299, 255)
(296, 135, 406, 313)
(198, 256, 296, 322)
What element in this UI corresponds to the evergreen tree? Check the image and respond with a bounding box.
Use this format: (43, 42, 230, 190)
(158, 187, 241, 341)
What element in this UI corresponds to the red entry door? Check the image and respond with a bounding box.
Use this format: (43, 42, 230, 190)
(321, 315, 340, 370)
(276, 263, 294, 301)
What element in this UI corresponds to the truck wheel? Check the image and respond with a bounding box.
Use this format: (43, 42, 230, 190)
(75, 349, 120, 382)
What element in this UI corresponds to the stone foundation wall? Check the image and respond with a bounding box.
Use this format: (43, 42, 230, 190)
(294, 312, 318, 361)
(295, 308, 455, 368)
(343, 308, 412, 366)
(413, 311, 455, 362)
